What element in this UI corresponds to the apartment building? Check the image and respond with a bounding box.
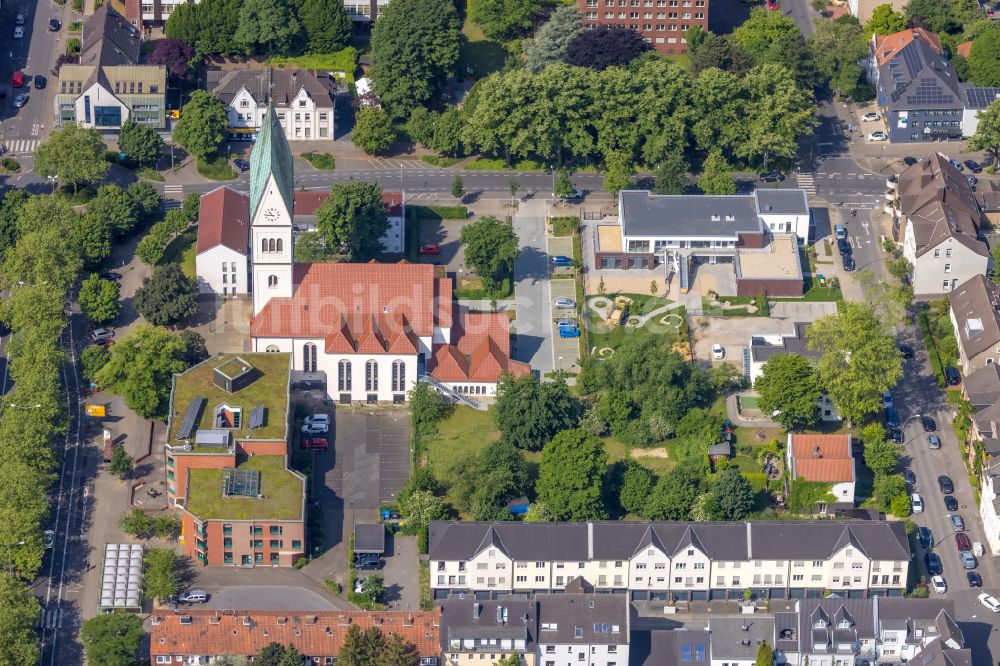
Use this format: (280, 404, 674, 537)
(708, 617, 774, 666)
(577, 0, 709, 55)
(165, 353, 307, 567)
(124, 0, 192, 27)
(439, 598, 537, 666)
(949, 274, 1000, 375)
(535, 595, 629, 666)
(428, 521, 910, 601)
(876, 598, 965, 664)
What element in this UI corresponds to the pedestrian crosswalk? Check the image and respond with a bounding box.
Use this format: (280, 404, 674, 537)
(4, 138, 39, 155)
(162, 199, 182, 210)
(796, 172, 816, 195)
(38, 608, 61, 629)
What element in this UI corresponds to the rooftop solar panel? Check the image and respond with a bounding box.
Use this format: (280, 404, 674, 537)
(248, 405, 265, 429)
(175, 396, 205, 440)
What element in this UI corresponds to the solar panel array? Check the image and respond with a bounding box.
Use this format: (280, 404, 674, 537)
(222, 468, 260, 498)
(905, 79, 956, 107)
(100, 543, 142, 609)
(966, 87, 1000, 109)
(248, 405, 265, 429)
(175, 396, 205, 440)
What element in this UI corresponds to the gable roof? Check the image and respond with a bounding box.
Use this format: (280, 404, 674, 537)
(196, 187, 250, 255)
(80, 4, 140, 68)
(873, 30, 961, 111)
(438, 598, 537, 653)
(293, 191, 405, 218)
(427, 308, 530, 383)
(789, 434, 854, 484)
(249, 106, 295, 223)
(897, 154, 986, 257)
(949, 274, 1000, 359)
(791, 434, 851, 459)
(208, 68, 335, 109)
(872, 28, 942, 67)
(535, 595, 629, 645)
(963, 364, 1000, 410)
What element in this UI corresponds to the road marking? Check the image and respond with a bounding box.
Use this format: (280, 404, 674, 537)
(6, 138, 38, 154)
(795, 173, 816, 195)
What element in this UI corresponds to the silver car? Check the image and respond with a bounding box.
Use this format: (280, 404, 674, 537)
(553, 298, 576, 310)
(556, 319, 577, 328)
(961, 551, 977, 569)
(950, 514, 965, 532)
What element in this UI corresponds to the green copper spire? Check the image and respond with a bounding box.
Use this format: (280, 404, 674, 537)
(249, 105, 295, 221)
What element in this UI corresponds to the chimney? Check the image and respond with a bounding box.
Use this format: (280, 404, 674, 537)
(813, 446, 821, 459)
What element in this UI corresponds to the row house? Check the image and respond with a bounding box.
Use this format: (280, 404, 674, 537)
(428, 521, 910, 602)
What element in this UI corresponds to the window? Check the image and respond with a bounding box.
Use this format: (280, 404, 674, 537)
(338, 360, 352, 391)
(946, 248, 952, 257)
(292, 540, 302, 549)
(392, 360, 406, 391)
(303, 343, 317, 372)
(366, 360, 379, 391)
(270, 539, 281, 548)
(944, 263, 951, 273)
(268, 275, 278, 288)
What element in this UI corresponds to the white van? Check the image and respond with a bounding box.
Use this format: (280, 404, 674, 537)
(911, 493, 924, 514)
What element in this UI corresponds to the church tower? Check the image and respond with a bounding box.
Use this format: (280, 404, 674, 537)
(249, 106, 295, 316)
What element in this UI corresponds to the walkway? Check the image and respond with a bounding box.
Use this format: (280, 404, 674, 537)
(725, 394, 781, 429)
(585, 296, 685, 327)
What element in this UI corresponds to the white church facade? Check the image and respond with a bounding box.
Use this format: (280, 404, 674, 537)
(196, 107, 529, 403)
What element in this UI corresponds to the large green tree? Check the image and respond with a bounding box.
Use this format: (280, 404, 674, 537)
(88, 184, 139, 237)
(494, 375, 580, 451)
(143, 547, 180, 602)
(351, 107, 396, 155)
(969, 30, 1000, 88)
(756, 640, 774, 666)
(459, 215, 519, 292)
(134, 264, 200, 326)
(618, 461, 653, 515)
(470, 0, 540, 40)
(755, 353, 822, 431)
(94, 325, 189, 419)
(0, 189, 30, 264)
(33, 123, 109, 194)
(862, 422, 898, 476)
(731, 8, 802, 64)
(866, 4, 907, 35)
(807, 303, 903, 424)
(698, 150, 737, 195)
(369, 0, 461, 119)
(81, 612, 144, 666)
(234, 0, 302, 55)
(736, 64, 816, 170)
(904, 0, 961, 33)
(172, 90, 229, 159)
(525, 5, 582, 73)
(808, 15, 870, 99)
(339, 625, 389, 666)
(536, 428, 608, 520)
(0, 574, 42, 665)
(646, 464, 701, 520)
(653, 152, 689, 195)
(691, 33, 754, 76)
(118, 118, 164, 167)
(298, 0, 351, 53)
(714, 467, 755, 520)
(79, 274, 121, 324)
(315, 182, 390, 261)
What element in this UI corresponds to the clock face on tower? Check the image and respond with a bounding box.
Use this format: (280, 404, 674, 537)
(263, 207, 280, 222)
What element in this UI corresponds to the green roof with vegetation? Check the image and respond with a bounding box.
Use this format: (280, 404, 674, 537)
(186, 454, 304, 521)
(167, 352, 290, 443)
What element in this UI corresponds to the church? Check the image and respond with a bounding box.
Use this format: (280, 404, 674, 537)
(195, 107, 530, 404)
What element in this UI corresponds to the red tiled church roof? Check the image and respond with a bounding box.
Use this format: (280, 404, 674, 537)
(196, 186, 250, 254)
(428, 309, 530, 383)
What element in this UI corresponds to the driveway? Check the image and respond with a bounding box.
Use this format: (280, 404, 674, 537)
(511, 199, 554, 376)
(415, 217, 469, 274)
(192, 584, 346, 611)
(378, 533, 420, 610)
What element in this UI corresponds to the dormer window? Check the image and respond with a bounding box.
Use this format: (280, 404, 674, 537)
(299, 100, 307, 107)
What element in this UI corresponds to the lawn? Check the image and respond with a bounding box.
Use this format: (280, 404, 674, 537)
(586, 293, 679, 352)
(604, 438, 677, 476)
(423, 406, 501, 476)
(187, 454, 304, 521)
(160, 229, 197, 279)
(464, 158, 546, 171)
(196, 154, 237, 181)
(269, 47, 358, 84)
(457, 18, 508, 80)
(551, 216, 578, 237)
(918, 299, 959, 387)
(301, 151, 335, 170)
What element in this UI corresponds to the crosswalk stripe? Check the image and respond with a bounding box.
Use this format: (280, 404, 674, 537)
(5, 138, 39, 154)
(163, 185, 183, 192)
(162, 200, 182, 210)
(796, 173, 816, 195)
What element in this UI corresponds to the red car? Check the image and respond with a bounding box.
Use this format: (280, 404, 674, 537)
(301, 437, 328, 451)
(956, 532, 972, 552)
(767, 0, 779, 9)
(418, 244, 440, 255)
(11, 71, 23, 88)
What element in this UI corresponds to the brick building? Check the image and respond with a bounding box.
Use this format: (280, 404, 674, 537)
(577, 0, 709, 55)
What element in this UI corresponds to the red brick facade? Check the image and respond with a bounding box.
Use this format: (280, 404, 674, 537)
(577, 0, 710, 55)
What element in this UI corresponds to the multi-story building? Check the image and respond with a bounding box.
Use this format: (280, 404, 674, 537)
(207, 68, 337, 143)
(535, 594, 629, 666)
(576, 0, 709, 55)
(54, 5, 166, 130)
(949, 274, 1000, 375)
(194, 186, 250, 297)
(876, 598, 965, 664)
(344, 0, 391, 24)
(293, 191, 405, 254)
(439, 598, 537, 666)
(428, 521, 910, 601)
(165, 352, 307, 567)
(150, 609, 442, 664)
(786, 434, 856, 509)
(124, 0, 192, 27)
(592, 190, 809, 297)
(708, 617, 774, 666)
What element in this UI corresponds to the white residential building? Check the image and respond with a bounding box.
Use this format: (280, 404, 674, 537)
(194, 187, 249, 296)
(536, 595, 629, 666)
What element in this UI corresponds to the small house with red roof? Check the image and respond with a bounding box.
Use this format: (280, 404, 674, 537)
(786, 434, 856, 510)
(194, 186, 251, 296)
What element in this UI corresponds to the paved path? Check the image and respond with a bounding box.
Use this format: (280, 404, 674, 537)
(511, 200, 554, 376)
(725, 394, 781, 429)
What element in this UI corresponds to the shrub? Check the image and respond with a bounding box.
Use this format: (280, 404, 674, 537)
(302, 152, 336, 170)
(66, 37, 81, 54)
(196, 155, 236, 181)
(410, 204, 468, 220)
(890, 493, 912, 517)
(0, 158, 20, 172)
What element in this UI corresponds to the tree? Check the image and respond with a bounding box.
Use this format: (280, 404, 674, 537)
(399, 490, 446, 529)
(0, 189, 30, 263)
(686, 25, 707, 52)
(89, 184, 140, 237)
(179, 330, 210, 367)
(147, 38, 195, 86)
(81, 344, 111, 382)
(128, 181, 163, 224)
(377, 634, 419, 666)
(525, 5, 582, 73)
(524, 502, 553, 522)
(172, 90, 229, 159)
(807, 303, 903, 424)
(564, 24, 652, 70)
(370, 0, 461, 119)
(458, 441, 531, 519)
(653, 153, 689, 195)
(351, 107, 396, 155)
(235, 0, 302, 55)
(866, 4, 907, 35)
(970, 99, 1000, 169)
(409, 382, 450, 436)
(968, 30, 1000, 86)
(469, 0, 539, 40)
(736, 64, 816, 170)
(992, 243, 1000, 281)
(258, 643, 288, 666)
(451, 174, 465, 200)
(340, 626, 390, 666)
(715, 467, 755, 520)
(135, 264, 200, 326)
(361, 575, 385, 603)
(603, 151, 633, 197)
(165, 1, 200, 46)
(33, 123, 109, 194)
(755, 640, 774, 666)
(862, 423, 898, 476)
(118, 118, 166, 169)
(494, 375, 580, 451)
(691, 33, 754, 76)
(79, 274, 121, 324)
(890, 493, 912, 517)
(298, 0, 352, 53)
(904, 0, 960, 33)
(887, 256, 912, 281)
(554, 169, 575, 198)
(646, 465, 700, 520)
(118, 508, 156, 539)
(143, 547, 180, 602)
(536, 429, 608, 520)
(81, 612, 144, 666)
(95, 325, 189, 419)
(872, 471, 907, 513)
(0, 574, 42, 665)
(460, 216, 520, 292)
(788, 479, 835, 514)
(731, 8, 803, 65)
(619, 461, 653, 515)
(109, 445, 134, 478)
(808, 15, 869, 99)
(698, 150, 737, 195)
(315, 182, 390, 261)
(754, 354, 822, 431)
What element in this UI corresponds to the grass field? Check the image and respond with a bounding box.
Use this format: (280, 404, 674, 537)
(464, 158, 546, 171)
(586, 293, 678, 351)
(551, 216, 578, 237)
(160, 229, 197, 279)
(457, 18, 508, 80)
(270, 48, 358, 84)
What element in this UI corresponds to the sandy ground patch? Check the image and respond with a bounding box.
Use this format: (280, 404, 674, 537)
(631, 448, 669, 459)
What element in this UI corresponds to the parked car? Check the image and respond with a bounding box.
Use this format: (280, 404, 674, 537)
(885, 407, 899, 428)
(965, 159, 983, 173)
(931, 575, 947, 594)
(980, 593, 1000, 612)
(882, 391, 894, 408)
(13, 26, 24, 39)
(968, 572, 983, 587)
(837, 238, 852, 256)
(553, 297, 576, 309)
(961, 551, 977, 569)
(861, 112, 880, 122)
(15, 11, 26, 24)
(712, 344, 725, 360)
(355, 554, 382, 570)
(12, 94, 27, 108)
(925, 552, 943, 575)
(950, 514, 965, 531)
(98, 272, 122, 282)
(928, 434, 941, 450)
(48, 19, 61, 31)
(918, 526, 933, 549)
(90, 328, 114, 343)
(868, 131, 888, 141)
(301, 437, 328, 451)
(34, 75, 45, 90)
(550, 255, 573, 267)
(938, 475, 953, 494)
(944, 495, 958, 511)
(233, 158, 250, 172)
(910, 493, 924, 514)
(759, 172, 784, 182)
(904, 469, 916, 487)
(559, 325, 580, 338)
(967, 175, 979, 187)
(301, 422, 329, 435)
(898, 344, 915, 359)
(922, 415, 937, 432)
(903, 156, 919, 166)
(842, 255, 855, 272)
(43, 529, 54, 549)
(949, 158, 965, 171)
(945, 366, 961, 385)
(956, 532, 972, 552)
(417, 244, 440, 255)
(304, 414, 329, 427)
(834, 223, 847, 240)
(892, 428, 904, 444)
(11, 71, 23, 88)
(179, 590, 209, 603)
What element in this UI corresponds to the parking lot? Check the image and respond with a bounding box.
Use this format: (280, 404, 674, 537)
(415, 217, 468, 274)
(550, 279, 582, 373)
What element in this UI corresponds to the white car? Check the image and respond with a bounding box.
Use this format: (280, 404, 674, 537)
(868, 131, 888, 142)
(979, 593, 1000, 612)
(301, 422, 329, 435)
(910, 493, 923, 514)
(303, 414, 330, 427)
(861, 112, 880, 122)
(712, 344, 725, 360)
(931, 575, 947, 594)
(13, 26, 24, 39)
